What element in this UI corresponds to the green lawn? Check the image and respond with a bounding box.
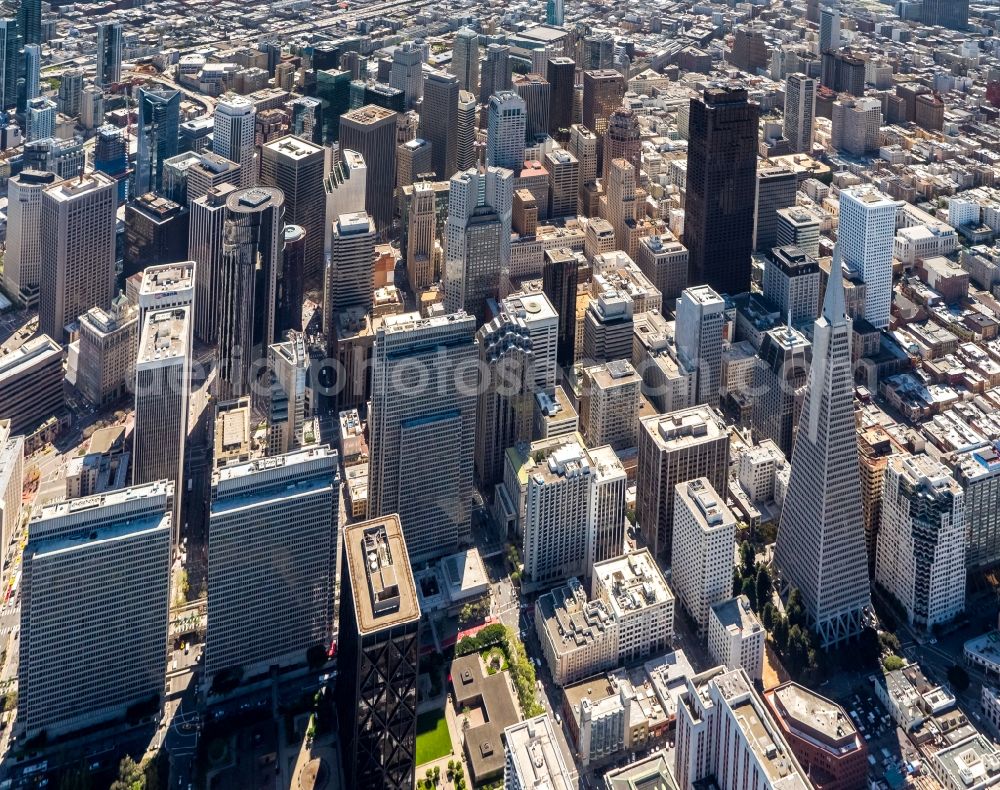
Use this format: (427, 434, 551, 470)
(415, 710, 452, 765)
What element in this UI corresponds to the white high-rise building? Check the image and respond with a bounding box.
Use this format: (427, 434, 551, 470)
(675, 667, 810, 790)
(672, 478, 737, 634)
(501, 290, 559, 395)
(2, 169, 56, 308)
(25, 96, 55, 142)
(213, 94, 257, 187)
(708, 596, 765, 682)
(267, 332, 312, 456)
(0, 421, 23, 557)
(23, 44, 40, 103)
(136, 261, 195, 341)
(324, 148, 367, 256)
(675, 285, 725, 406)
(783, 73, 816, 153)
(389, 42, 424, 110)
(206, 447, 339, 678)
(486, 91, 527, 172)
(21, 482, 173, 739)
(876, 454, 965, 631)
(504, 715, 572, 790)
(774, 245, 871, 647)
(326, 211, 376, 327)
(444, 166, 513, 315)
(132, 307, 191, 542)
(839, 186, 900, 329)
(368, 311, 477, 563)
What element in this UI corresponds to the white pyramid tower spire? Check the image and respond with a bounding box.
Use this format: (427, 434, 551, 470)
(774, 242, 871, 647)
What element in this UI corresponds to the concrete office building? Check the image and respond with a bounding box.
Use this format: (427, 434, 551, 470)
(389, 41, 423, 110)
(831, 97, 883, 156)
(451, 28, 479, 95)
(504, 715, 573, 790)
(420, 70, 459, 180)
(136, 261, 195, 338)
(405, 181, 438, 290)
(876, 454, 965, 632)
(776, 207, 821, 259)
(486, 91, 527, 172)
(763, 246, 821, 326)
(675, 285, 725, 407)
(324, 148, 367, 255)
(185, 152, 242, 205)
(213, 94, 257, 187)
(2, 169, 56, 308)
(206, 447, 339, 677)
(76, 298, 138, 408)
(480, 43, 511, 105)
(783, 73, 816, 153)
(217, 186, 284, 400)
(754, 166, 798, 254)
(774, 246, 871, 647)
(368, 312, 477, 562)
(0, 421, 23, 555)
(636, 234, 688, 305)
(456, 91, 478, 171)
(636, 406, 729, 560)
(672, 478, 737, 634)
(189, 184, 238, 345)
(20, 482, 172, 739)
(327, 211, 376, 317)
(338, 515, 421, 789)
(0, 335, 64, 434)
(39, 172, 117, 342)
(545, 149, 579, 219)
(839, 186, 900, 330)
(339, 105, 398, 233)
(513, 73, 551, 142)
(397, 138, 432, 191)
(708, 596, 765, 682)
(675, 667, 810, 790)
(132, 307, 191, 539)
(952, 444, 1000, 570)
(260, 135, 326, 280)
(581, 360, 641, 451)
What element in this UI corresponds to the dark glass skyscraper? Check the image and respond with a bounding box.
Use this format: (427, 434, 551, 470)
(0, 17, 17, 112)
(542, 247, 579, 368)
(315, 68, 351, 143)
(546, 57, 575, 138)
(17, 0, 39, 47)
(136, 87, 180, 196)
(683, 86, 759, 296)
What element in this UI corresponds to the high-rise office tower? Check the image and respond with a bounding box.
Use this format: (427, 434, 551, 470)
(95, 21, 123, 87)
(20, 482, 172, 740)
(456, 90, 478, 171)
(217, 186, 284, 400)
(546, 57, 575, 137)
(39, 172, 117, 342)
(774, 246, 870, 647)
(819, 7, 840, 54)
(763, 245, 821, 326)
(324, 148, 367, 255)
(783, 73, 816, 154)
(365, 81, 405, 114)
(206, 447, 339, 678)
(636, 405, 730, 560)
(502, 289, 559, 393)
(135, 260, 195, 346)
(581, 359, 641, 450)
(602, 108, 641, 182)
(369, 311, 477, 562)
(406, 182, 437, 290)
(189, 184, 237, 344)
(582, 69, 625, 142)
(475, 313, 534, 488)
(338, 515, 421, 789)
(451, 27, 479, 95)
(133, 307, 190, 537)
(542, 247, 579, 367)
(444, 166, 513, 319)
(316, 68, 351, 143)
(876, 454, 965, 631)
(0, 17, 16, 111)
(636, 234, 688, 304)
(17, 0, 39, 46)
(838, 186, 899, 329)
(397, 138, 432, 190)
(512, 73, 551, 141)
(603, 159, 638, 256)
(328, 211, 376, 316)
(185, 151, 242, 205)
(266, 331, 309, 454)
(545, 149, 579, 219)
(2, 169, 54, 308)
(260, 135, 325, 281)
(93, 126, 127, 201)
(858, 426, 906, 574)
(822, 51, 865, 96)
(420, 70, 459, 180)
(486, 91, 527, 171)
(579, 33, 614, 71)
(922, 0, 969, 29)
(480, 43, 511, 104)
(684, 87, 759, 296)
(831, 96, 882, 156)
(136, 87, 180, 196)
(505, 716, 573, 790)
(675, 285, 725, 407)
(57, 69, 82, 118)
(339, 104, 398, 233)
(776, 207, 821, 259)
(277, 225, 305, 336)
(389, 41, 423, 110)
(25, 95, 53, 141)
(213, 94, 257, 188)
(672, 478, 737, 634)
(546, 0, 564, 24)
(754, 165, 797, 254)
(22, 43, 39, 104)
(751, 324, 810, 458)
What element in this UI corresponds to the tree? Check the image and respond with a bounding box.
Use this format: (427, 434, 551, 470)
(786, 625, 810, 674)
(772, 613, 789, 652)
(879, 631, 901, 655)
(306, 644, 327, 670)
(883, 654, 905, 672)
(786, 588, 806, 628)
(755, 566, 771, 611)
(741, 577, 757, 611)
(948, 664, 970, 693)
(733, 567, 742, 597)
(761, 602, 775, 631)
(740, 541, 756, 579)
(110, 757, 144, 790)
